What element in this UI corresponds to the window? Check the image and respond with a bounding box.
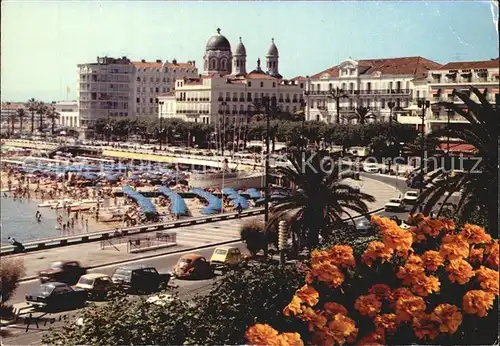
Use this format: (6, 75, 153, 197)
(155, 98, 159, 103)
(300, 83, 304, 88)
(150, 87, 153, 92)
(236, 60, 240, 67)
(137, 87, 140, 92)
(163, 87, 166, 92)
(416, 90, 420, 98)
(137, 77, 141, 82)
(155, 87, 159, 92)
(248, 82, 252, 87)
(272, 82, 276, 87)
(150, 77, 154, 82)
(210, 59, 216, 69)
(150, 98, 153, 103)
(260, 82, 264, 87)
(136, 98, 140, 103)
(142, 87, 146, 92)
(329, 83, 333, 91)
(221, 59, 226, 70)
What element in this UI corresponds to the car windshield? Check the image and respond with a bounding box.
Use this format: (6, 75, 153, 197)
(38, 285, 55, 295)
(407, 192, 418, 197)
(214, 249, 227, 255)
(78, 277, 94, 285)
(51, 262, 63, 269)
(390, 199, 401, 203)
(179, 258, 193, 264)
(114, 269, 132, 278)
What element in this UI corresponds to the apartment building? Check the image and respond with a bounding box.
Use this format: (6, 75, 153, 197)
(77, 56, 135, 128)
(158, 29, 305, 124)
(422, 58, 499, 133)
(133, 59, 198, 118)
(305, 56, 442, 124)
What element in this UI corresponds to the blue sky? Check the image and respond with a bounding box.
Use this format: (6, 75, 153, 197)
(1, 1, 498, 102)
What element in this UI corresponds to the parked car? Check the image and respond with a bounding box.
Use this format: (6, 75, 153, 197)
(209, 247, 243, 272)
(362, 163, 380, 173)
(385, 198, 406, 212)
(402, 191, 419, 205)
(25, 282, 87, 311)
(38, 261, 87, 285)
(75, 273, 114, 300)
(111, 265, 170, 293)
(173, 254, 213, 279)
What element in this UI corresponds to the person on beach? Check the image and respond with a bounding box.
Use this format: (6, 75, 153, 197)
(85, 219, 89, 232)
(236, 202, 243, 217)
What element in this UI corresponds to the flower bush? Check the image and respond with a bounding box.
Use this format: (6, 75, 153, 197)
(246, 215, 499, 345)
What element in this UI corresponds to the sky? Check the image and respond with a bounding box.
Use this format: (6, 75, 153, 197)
(1, 1, 498, 102)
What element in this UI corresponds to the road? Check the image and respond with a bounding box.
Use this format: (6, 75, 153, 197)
(1, 173, 414, 345)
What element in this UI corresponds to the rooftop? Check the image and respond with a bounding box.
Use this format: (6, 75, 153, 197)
(435, 58, 499, 71)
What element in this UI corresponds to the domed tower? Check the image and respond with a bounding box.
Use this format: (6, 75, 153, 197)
(232, 37, 247, 76)
(203, 28, 232, 75)
(265, 38, 282, 78)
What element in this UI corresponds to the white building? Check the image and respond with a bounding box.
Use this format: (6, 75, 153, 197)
(133, 59, 198, 118)
(421, 58, 499, 133)
(158, 29, 305, 125)
(54, 101, 79, 128)
(305, 56, 442, 124)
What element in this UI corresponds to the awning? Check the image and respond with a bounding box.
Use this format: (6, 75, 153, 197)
(492, 88, 499, 94)
(492, 72, 499, 77)
(430, 88, 441, 94)
(437, 143, 477, 153)
(444, 89, 454, 94)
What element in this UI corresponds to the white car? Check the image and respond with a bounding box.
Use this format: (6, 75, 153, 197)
(385, 198, 406, 211)
(403, 191, 419, 205)
(363, 163, 380, 173)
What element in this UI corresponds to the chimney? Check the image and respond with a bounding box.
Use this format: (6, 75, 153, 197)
(172, 58, 177, 65)
(192, 60, 196, 67)
(141, 59, 146, 63)
(156, 59, 162, 63)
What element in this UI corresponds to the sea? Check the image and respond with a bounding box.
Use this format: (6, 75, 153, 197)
(0, 196, 61, 244)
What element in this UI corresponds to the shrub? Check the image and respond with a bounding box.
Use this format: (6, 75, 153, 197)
(246, 215, 499, 345)
(0, 258, 26, 305)
(240, 219, 267, 256)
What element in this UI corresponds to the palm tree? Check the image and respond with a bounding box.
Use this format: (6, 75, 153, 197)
(45, 106, 60, 134)
(26, 98, 38, 134)
(412, 87, 497, 234)
(7, 113, 17, 136)
(348, 107, 377, 125)
(327, 87, 349, 124)
(16, 109, 27, 134)
(268, 150, 375, 249)
(36, 102, 46, 132)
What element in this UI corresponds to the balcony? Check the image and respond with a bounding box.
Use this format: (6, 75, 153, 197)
(225, 97, 230, 101)
(239, 98, 245, 102)
(278, 98, 284, 102)
(232, 110, 237, 115)
(218, 97, 224, 101)
(231, 98, 237, 102)
(292, 99, 297, 103)
(285, 99, 291, 103)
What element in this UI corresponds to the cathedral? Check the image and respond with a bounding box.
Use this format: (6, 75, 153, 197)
(203, 28, 282, 79)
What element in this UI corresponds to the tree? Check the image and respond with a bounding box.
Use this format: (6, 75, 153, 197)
(36, 102, 46, 132)
(348, 106, 376, 125)
(0, 258, 26, 306)
(240, 219, 267, 256)
(45, 107, 60, 134)
(16, 109, 27, 134)
(7, 112, 16, 136)
(413, 87, 498, 234)
(269, 150, 375, 249)
(26, 98, 38, 134)
(327, 87, 349, 124)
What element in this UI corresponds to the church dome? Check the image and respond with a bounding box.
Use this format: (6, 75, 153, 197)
(234, 37, 246, 56)
(266, 38, 278, 57)
(206, 29, 231, 51)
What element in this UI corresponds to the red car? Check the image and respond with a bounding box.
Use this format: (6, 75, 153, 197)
(173, 254, 213, 279)
(38, 261, 87, 285)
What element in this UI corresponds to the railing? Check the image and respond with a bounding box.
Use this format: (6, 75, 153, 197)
(218, 97, 223, 101)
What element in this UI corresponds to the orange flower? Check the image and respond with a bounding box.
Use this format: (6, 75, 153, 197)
(298, 307, 327, 331)
(283, 295, 303, 316)
(417, 217, 447, 238)
(395, 296, 426, 323)
(311, 249, 331, 266)
(407, 254, 423, 265)
(460, 224, 492, 245)
(355, 331, 386, 346)
(475, 266, 499, 295)
(462, 290, 495, 317)
(368, 284, 392, 300)
(396, 262, 425, 285)
(410, 275, 440, 297)
(361, 241, 393, 267)
(328, 245, 356, 269)
(245, 324, 279, 345)
(469, 248, 484, 265)
(446, 259, 475, 284)
(323, 302, 348, 316)
(371, 215, 399, 233)
(295, 285, 319, 307)
(440, 218, 456, 232)
(440, 234, 470, 261)
(274, 332, 304, 346)
(484, 240, 499, 269)
(308, 262, 345, 288)
(432, 303, 463, 334)
(389, 287, 414, 308)
(412, 314, 440, 340)
(323, 313, 358, 345)
(422, 250, 445, 272)
(382, 227, 413, 257)
(374, 313, 398, 334)
(409, 226, 427, 243)
(354, 294, 382, 317)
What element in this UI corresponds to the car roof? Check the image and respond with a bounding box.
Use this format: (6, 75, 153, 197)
(181, 254, 204, 260)
(42, 282, 68, 288)
(116, 264, 152, 271)
(81, 273, 109, 279)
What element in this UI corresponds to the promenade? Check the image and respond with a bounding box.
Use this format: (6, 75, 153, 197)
(5, 175, 398, 280)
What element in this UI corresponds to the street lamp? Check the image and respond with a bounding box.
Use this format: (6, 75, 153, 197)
(417, 98, 431, 193)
